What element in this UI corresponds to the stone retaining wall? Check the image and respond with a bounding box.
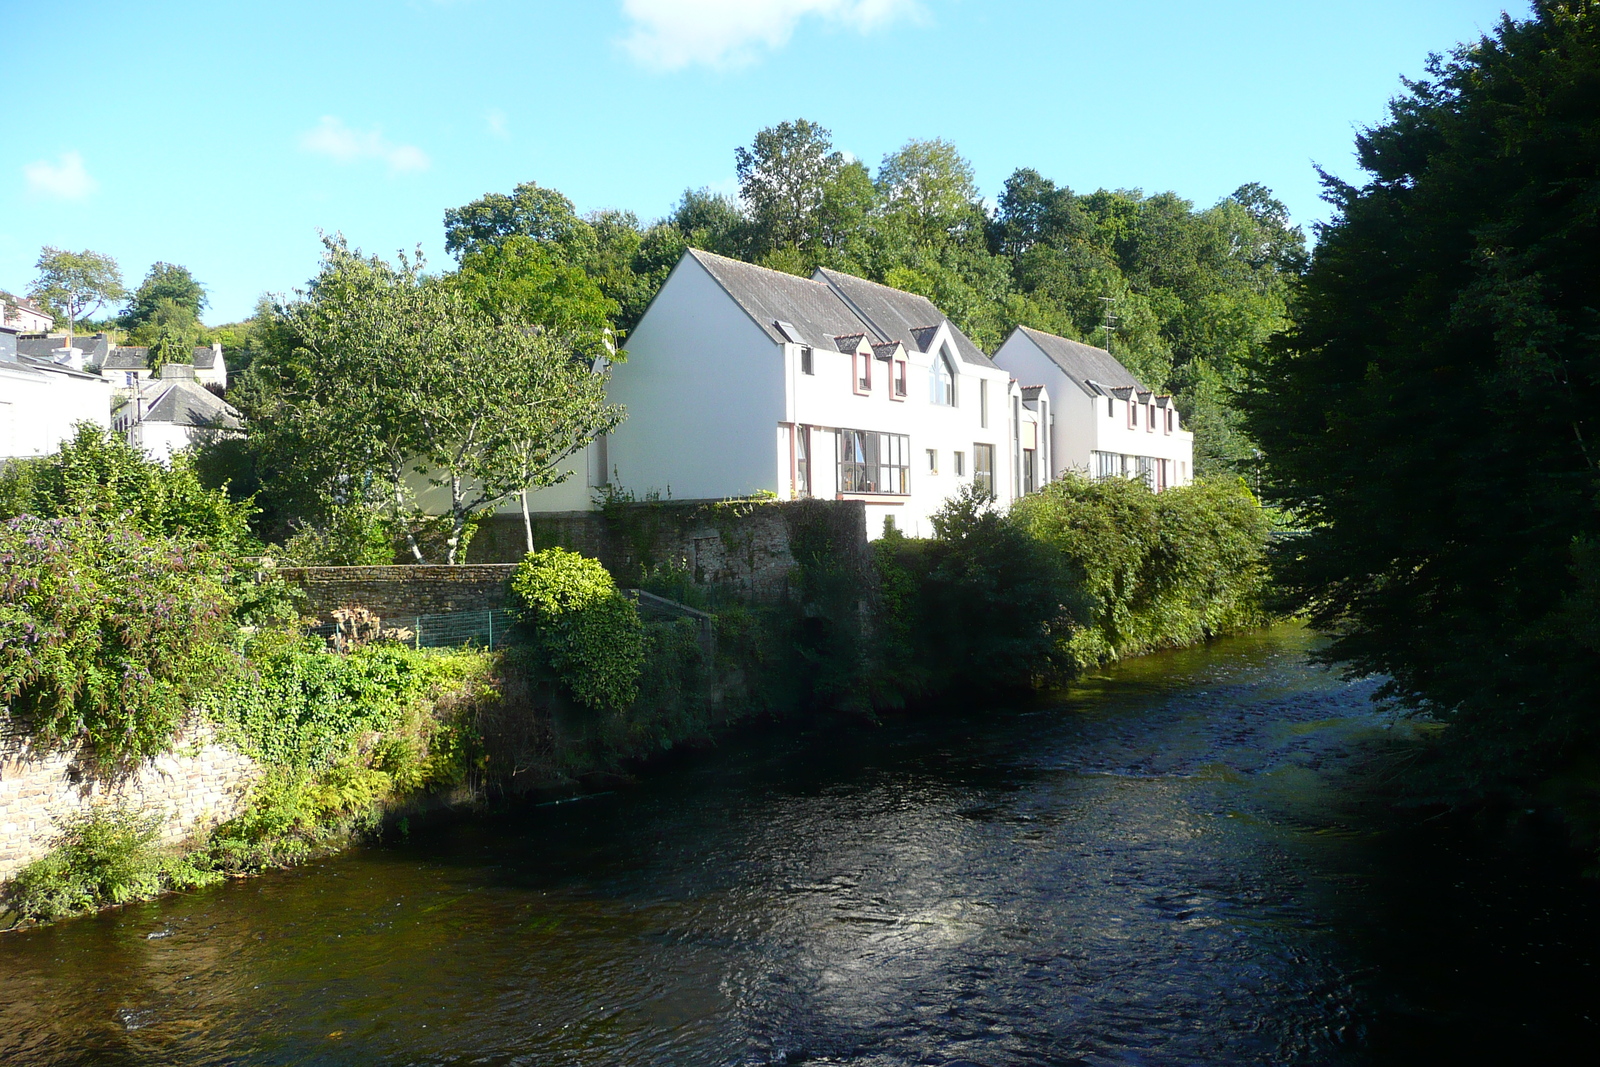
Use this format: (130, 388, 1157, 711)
(280, 564, 518, 623)
(0, 721, 262, 882)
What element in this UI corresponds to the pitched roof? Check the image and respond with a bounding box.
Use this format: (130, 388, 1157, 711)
(16, 333, 110, 362)
(680, 249, 996, 368)
(1012, 325, 1145, 397)
(192, 346, 218, 369)
(833, 333, 867, 353)
(686, 249, 869, 351)
(102, 347, 149, 370)
(142, 380, 243, 430)
(813, 268, 996, 369)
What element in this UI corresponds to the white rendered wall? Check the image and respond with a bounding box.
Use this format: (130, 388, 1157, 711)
(604, 256, 788, 503)
(993, 331, 1194, 486)
(0, 364, 111, 459)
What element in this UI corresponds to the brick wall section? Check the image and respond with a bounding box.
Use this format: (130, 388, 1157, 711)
(280, 564, 518, 623)
(0, 721, 262, 882)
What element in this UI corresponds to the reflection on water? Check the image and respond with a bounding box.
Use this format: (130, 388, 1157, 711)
(1, 624, 1596, 1065)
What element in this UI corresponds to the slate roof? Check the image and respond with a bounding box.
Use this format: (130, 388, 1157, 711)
(813, 268, 996, 369)
(15, 355, 107, 382)
(870, 341, 903, 359)
(16, 333, 110, 363)
(686, 250, 869, 351)
(1020, 384, 1046, 400)
(102, 347, 149, 371)
(141, 380, 243, 430)
(192, 346, 218, 369)
(1012, 325, 1145, 398)
(681, 249, 994, 366)
(833, 333, 867, 353)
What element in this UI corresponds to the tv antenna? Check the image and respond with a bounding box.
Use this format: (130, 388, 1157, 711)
(1099, 294, 1119, 355)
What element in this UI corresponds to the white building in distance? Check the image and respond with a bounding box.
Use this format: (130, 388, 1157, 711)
(522, 249, 1052, 538)
(0, 326, 112, 459)
(993, 325, 1194, 491)
(112, 363, 243, 462)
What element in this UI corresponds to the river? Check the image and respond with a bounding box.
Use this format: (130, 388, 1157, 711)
(1, 623, 1596, 1065)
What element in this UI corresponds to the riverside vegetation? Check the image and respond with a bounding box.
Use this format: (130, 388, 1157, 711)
(0, 430, 1270, 927)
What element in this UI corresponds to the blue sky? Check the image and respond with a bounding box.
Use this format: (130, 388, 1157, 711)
(3, 0, 1529, 324)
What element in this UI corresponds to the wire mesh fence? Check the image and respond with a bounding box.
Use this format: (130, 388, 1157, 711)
(307, 609, 519, 651)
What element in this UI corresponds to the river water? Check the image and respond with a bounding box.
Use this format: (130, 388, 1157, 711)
(2, 624, 1597, 1065)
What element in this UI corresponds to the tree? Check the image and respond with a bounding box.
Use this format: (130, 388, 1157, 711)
(735, 119, 850, 256)
(130, 297, 205, 371)
(120, 262, 207, 332)
(876, 138, 982, 245)
(1241, 1, 1600, 792)
(443, 181, 595, 262)
(28, 247, 127, 339)
(449, 236, 617, 357)
(255, 237, 620, 564)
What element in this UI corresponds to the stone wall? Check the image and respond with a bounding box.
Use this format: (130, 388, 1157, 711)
(280, 564, 518, 623)
(0, 721, 262, 882)
(471, 498, 871, 604)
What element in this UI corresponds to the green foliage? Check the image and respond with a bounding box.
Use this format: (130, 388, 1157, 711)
(119, 262, 207, 332)
(27, 246, 127, 333)
(0, 516, 236, 764)
(3, 808, 221, 924)
(1013, 475, 1270, 669)
(873, 485, 1074, 699)
(281, 503, 395, 566)
(511, 548, 644, 711)
(204, 640, 492, 871)
(128, 298, 204, 371)
(0, 423, 256, 555)
(1241, 2, 1600, 793)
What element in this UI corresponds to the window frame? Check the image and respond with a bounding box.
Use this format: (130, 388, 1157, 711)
(972, 442, 996, 499)
(892, 357, 908, 400)
(836, 428, 911, 496)
(800, 345, 814, 376)
(853, 350, 872, 395)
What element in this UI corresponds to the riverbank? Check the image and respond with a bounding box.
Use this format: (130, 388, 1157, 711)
(4, 624, 1595, 1065)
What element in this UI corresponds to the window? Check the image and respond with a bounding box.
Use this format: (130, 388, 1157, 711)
(854, 351, 872, 394)
(837, 429, 910, 495)
(1023, 449, 1036, 494)
(1164, 407, 1173, 434)
(980, 378, 989, 427)
(800, 346, 814, 375)
(796, 424, 811, 496)
(1107, 395, 1114, 417)
(1128, 401, 1138, 429)
(926, 448, 938, 473)
(893, 358, 908, 399)
(954, 450, 965, 476)
(930, 349, 956, 406)
(1146, 403, 1155, 431)
(1092, 450, 1127, 480)
(973, 443, 995, 498)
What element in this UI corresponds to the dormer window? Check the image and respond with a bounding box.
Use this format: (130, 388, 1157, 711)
(1128, 401, 1137, 429)
(930, 347, 956, 406)
(1164, 407, 1173, 434)
(1146, 403, 1155, 431)
(855, 350, 872, 394)
(893, 358, 907, 399)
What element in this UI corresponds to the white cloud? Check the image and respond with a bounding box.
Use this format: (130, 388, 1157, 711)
(298, 116, 431, 173)
(486, 108, 509, 139)
(23, 151, 97, 199)
(620, 0, 922, 71)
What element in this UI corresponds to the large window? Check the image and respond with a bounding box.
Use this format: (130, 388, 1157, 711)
(973, 443, 995, 498)
(930, 348, 956, 406)
(838, 429, 910, 495)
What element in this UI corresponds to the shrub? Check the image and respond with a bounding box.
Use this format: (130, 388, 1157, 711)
(873, 485, 1076, 700)
(3, 808, 221, 924)
(0, 516, 236, 763)
(281, 503, 394, 565)
(511, 548, 644, 711)
(1011, 474, 1269, 668)
(0, 423, 256, 555)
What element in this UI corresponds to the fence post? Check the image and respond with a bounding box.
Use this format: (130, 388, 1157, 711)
(487, 609, 494, 649)
(415, 617, 421, 651)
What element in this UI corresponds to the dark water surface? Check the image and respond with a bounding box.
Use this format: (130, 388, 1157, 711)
(3, 624, 1598, 1065)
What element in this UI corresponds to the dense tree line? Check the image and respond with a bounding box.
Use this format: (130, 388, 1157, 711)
(1244, 1, 1600, 798)
(432, 122, 1306, 476)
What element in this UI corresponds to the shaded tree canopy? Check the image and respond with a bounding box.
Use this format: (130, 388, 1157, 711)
(1242, 1, 1600, 792)
(28, 247, 127, 334)
(120, 262, 207, 331)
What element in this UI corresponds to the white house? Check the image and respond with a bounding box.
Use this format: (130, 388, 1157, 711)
(0, 292, 54, 334)
(992, 325, 1194, 491)
(0, 326, 112, 459)
(520, 249, 1050, 538)
(112, 363, 243, 462)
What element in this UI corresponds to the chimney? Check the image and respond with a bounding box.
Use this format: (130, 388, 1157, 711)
(160, 363, 197, 380)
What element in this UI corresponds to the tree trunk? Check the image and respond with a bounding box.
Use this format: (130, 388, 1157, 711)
(521, 486, 533, 555)
(392, 464, 425, 563)
(447, 473, 464, 565)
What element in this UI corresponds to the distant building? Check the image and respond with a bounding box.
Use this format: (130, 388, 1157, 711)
(992, 326, 1194, 491)
(0, 292, 55, 334)
(0, 326, 112, 459)
(111, 363, 243, 462)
